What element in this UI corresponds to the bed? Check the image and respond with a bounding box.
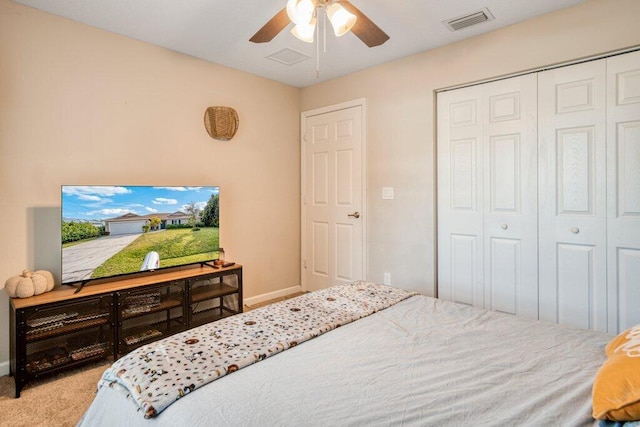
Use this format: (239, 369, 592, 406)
(79, 282, 639, 426)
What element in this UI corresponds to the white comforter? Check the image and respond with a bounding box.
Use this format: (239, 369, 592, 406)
(79, 295, 611, 426)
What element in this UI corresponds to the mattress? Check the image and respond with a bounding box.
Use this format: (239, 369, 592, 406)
(79, 294, 612, 426)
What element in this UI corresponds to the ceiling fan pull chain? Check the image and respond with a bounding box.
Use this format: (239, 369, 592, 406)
(316, 6, 320, 78)
(323, 5, 327, 54)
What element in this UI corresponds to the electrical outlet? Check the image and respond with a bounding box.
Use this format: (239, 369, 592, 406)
(384, 272, 391, 286)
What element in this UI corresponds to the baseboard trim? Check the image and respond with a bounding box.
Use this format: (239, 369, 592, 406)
(243, 285, 302, 307)
(0, 360, 10, 376)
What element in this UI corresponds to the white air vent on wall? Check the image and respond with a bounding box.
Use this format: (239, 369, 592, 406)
(444, 8, 494, 32)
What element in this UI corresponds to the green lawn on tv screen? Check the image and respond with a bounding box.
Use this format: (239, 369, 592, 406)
(92, 227, 219, 278)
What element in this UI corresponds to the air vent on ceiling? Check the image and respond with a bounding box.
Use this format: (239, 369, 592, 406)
(266, 48, 311, 66)
(444, 8, 494, 32)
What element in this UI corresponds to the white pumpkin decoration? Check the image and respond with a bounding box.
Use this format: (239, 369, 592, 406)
(4, 269, 55, 298)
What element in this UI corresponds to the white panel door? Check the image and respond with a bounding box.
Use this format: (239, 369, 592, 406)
(303, 105, 364, 291)
(437, 85, 485, 307)
(482, 75, 538, 319)
(607, 51, 640, 333)
(438, 74, 538, 316)
(538, 59, 608, 332)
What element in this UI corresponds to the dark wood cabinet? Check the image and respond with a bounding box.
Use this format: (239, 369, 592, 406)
(11, 294, 114, 397)
(10, 264, 242, 397)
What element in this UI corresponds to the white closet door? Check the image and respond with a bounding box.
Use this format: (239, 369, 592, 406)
(438, 75, 538, 315)
(538, 60, 608, 332)
(606, 51, 640, 333)
(437, 85, 485, 307)
(482, 75, 538, 318)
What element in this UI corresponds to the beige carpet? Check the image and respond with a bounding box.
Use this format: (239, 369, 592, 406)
(0, 293, 306, 426)
(0, 360, 110, 427)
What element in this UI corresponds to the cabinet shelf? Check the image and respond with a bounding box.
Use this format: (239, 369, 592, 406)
(26, 316, 110, 343)
(191, 283, 237, 303)
(120, 321, 185, 354)
(191, 306, 239, 328)
(26, 345, 110, 376)
(121, 297, 182, 320)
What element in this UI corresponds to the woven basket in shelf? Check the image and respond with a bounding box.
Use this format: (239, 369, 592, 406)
(204, 106, 239, 141)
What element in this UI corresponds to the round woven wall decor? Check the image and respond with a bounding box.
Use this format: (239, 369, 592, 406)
(204, 106, 239, 141)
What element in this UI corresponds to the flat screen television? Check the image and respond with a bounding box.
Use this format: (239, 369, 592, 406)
(61, 185, 220, 285)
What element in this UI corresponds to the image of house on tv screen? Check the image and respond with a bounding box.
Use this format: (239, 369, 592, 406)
(61, 186, 220, 284)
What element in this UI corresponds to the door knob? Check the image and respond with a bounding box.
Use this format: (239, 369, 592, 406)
(348, 211, 360, 219)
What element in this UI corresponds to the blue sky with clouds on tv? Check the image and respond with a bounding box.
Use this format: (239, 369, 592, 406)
(62, 186, 219, 221)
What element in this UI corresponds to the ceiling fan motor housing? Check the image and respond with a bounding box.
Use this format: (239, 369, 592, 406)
(250, 0, 389, 48)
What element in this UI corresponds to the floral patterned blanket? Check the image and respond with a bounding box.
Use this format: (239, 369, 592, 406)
(98, 281, 416, 418)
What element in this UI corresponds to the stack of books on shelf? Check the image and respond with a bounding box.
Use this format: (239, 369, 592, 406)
(123, 329, 162, 345)
(70, 342, 109, 361)
(26, 312, 79, 338)
(26, 347, 71, 373)
(122, 291, 162, 315)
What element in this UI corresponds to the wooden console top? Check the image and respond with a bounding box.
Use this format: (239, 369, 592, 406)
(11, 264, 242, 309)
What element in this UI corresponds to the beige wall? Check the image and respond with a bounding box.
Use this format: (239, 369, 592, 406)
(301, 0, 640, 297)
(0, 0, 301, 368)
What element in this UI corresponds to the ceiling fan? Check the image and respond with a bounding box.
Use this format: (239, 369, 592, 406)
(250, 0, 389, 47)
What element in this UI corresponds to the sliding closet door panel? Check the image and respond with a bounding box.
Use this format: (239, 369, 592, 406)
(451, 139, 478, 211)
(556, 243, 597, 329)
(538, 60, 608, 332)
(489, 237, 520, 314)
(438, 74, 537, 314)
(616, 249, 640, 331)
(483, 75, 538, 318)
(438, 86, 485, 307)
(450, 234, 479, 305)
(607, 50, 640, 333)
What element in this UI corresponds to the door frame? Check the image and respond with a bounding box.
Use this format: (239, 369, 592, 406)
(300, 98, 367, 291)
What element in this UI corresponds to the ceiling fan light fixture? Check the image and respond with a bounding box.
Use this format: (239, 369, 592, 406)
(291, 18, 316, 43)
(286, 0, 316, 26)
(326, 2, 357, 37)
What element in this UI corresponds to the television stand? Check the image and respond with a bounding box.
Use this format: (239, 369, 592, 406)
(9, 264, 242, 397)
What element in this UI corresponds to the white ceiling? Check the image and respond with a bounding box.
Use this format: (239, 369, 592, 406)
(13, 0, 585, 88)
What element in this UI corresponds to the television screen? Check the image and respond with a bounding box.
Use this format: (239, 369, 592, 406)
(61, 185, 220, 285)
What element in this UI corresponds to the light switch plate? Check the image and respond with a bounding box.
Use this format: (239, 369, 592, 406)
(382, 187, 394, 200)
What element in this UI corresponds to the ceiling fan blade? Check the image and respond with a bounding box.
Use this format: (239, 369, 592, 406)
(338, 0, 389, 47)
(250, 8, 290, 43)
